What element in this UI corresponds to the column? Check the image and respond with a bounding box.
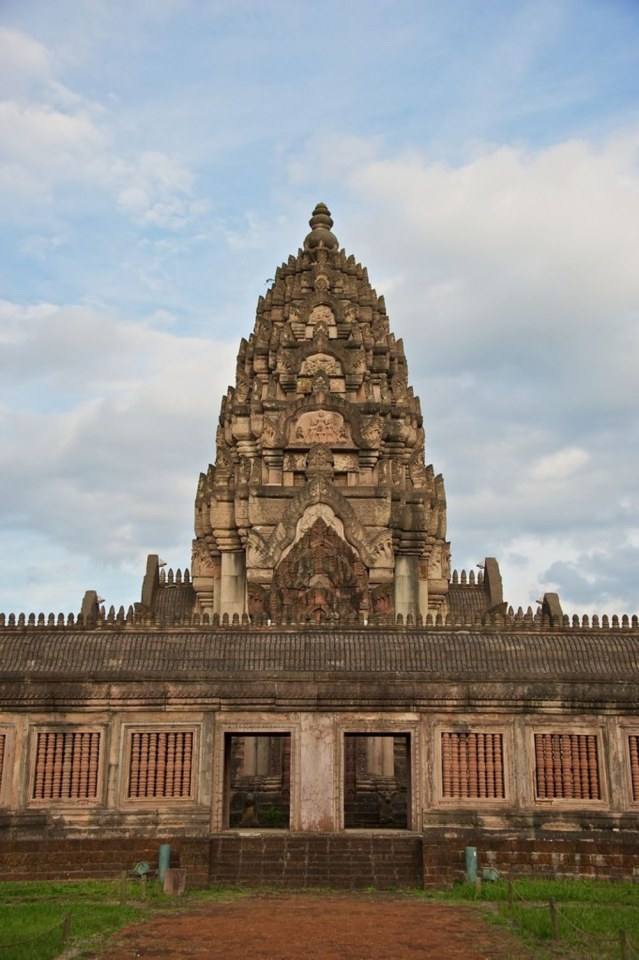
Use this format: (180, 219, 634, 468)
(298, 714, 337, 831)
(394, 555, 418, 620)
(219, 551, 246, 619)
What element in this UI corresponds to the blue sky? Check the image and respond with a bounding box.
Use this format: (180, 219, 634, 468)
(1, 0, 638, 615)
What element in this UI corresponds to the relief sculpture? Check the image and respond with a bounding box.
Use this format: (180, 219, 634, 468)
(269, 519, 368, 623)
(293, 410, 351, 446)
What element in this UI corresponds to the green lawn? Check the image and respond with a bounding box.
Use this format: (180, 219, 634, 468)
(0, 879, 247, 960)
(2, 877, 639, 960)
(417, 878, 639, 958)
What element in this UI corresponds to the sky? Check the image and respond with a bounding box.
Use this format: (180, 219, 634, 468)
(1, 0, 638, 617)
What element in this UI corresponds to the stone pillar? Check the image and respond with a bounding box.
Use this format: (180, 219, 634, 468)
(417, 576, 428, 620)
(212, 568, 221, 617)
(394, 555, 418, 620)
(219, 551, 246, 619)
(298, 714, 336, 831)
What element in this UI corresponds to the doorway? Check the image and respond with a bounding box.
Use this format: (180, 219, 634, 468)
(224, 733, 291, 829)
(343, 734, 411, 829)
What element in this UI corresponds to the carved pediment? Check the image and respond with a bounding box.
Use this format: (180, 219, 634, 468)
(290, 410, 352, 447)
(299, 353, 343, 377)
(247, 480, 384, 572)
(269, 518, 368, 623)
(309, 304, 335, 326)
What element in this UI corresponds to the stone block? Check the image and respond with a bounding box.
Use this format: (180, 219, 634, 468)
(163, 868, 187, 895)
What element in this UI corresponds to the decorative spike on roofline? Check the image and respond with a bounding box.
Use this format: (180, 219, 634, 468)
(451, 568, 484, 585)
(0, 610, 637, 632)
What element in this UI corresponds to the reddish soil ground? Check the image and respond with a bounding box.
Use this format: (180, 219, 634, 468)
(96, 895, 529, 960)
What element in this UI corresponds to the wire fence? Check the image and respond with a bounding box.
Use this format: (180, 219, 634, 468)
(503, 878, 639, 960)
(0, 914, 70, 960)
(0, 874, 161, 960)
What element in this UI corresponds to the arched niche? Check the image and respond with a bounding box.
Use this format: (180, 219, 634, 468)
(289, 409, 353, 447)
(299, 353, 343, 377)
(297, 352, 346, 397)
(305, 304, 337, 339)
(269, 517, 368, 623)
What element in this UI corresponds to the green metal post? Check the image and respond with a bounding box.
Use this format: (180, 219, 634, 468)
(159, 843, 171, 882)
(464, 846, 478, 884)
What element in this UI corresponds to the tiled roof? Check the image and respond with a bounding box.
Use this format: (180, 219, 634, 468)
(448, 585, 489, 617)
(1, 629, 638, 681)
(151, 583, 195, 620)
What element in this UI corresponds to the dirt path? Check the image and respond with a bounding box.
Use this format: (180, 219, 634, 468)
(96, 895, 530, 960)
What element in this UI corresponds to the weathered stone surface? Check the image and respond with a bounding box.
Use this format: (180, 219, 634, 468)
(189, 204, 450, 622)
(2, 627, 638, 681)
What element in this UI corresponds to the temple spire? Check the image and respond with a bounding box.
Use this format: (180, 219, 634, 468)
(191, 204, 450, 623)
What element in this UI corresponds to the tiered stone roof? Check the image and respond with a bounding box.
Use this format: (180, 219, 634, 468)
(190, 203, 450, 622)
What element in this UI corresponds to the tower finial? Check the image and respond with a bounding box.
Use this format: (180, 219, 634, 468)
(304, 202, 338, 251)
(309, 202, 333, 230)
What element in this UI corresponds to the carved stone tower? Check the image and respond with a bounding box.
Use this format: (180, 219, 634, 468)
(191, 204, 450, 622)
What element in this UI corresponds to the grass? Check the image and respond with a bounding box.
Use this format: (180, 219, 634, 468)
(413, 878, 639, 958)
(0, 879, 248, 960)
(2, 877, 639, 960)
(425, 876, 639, 905)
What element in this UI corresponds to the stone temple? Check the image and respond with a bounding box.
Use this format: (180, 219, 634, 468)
(1, 205, 638, 887)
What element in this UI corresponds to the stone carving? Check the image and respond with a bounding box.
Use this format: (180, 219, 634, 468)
(280, 322, 296, 345)
(269, 519, 367, 623)
(248, 582, 269, 618)
(251, 378, 263, 402)
(215, 442, 233, 475)
(309, 305, 335, 327)
(391, 460, 404, 486)
(247, 530, 270, 568)
(290, 503, 346, 547)
(236, 370, 250, 402)
(370, 583, 393, 616)
(191, 203, 451, 619)
(292, 410, 351, 446)
(369, 533, 393, 565)
(238, 457, 251, 485)
(333, 453, 357, 472)
(351, 352, 367, 374)
(311, 370, 331, 395)
(429, 543, 443, 579)
(300, 353, 342, 377)
(191, 539, 219, 577)
(284, 452, 306, 471)
(361, 416, 384, 448)
(262, 418, 278, 447)
(409, 456, 427, 488)
(306, 444, 334, 477)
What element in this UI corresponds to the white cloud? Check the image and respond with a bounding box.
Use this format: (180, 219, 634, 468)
(0, 27, 206, 231)
(0, 300, 236, 612)
(0, 27, 52, 93)
(530, 447, 590, 483)
(0, 101, 105, 202)
(115, 151, 207, 229)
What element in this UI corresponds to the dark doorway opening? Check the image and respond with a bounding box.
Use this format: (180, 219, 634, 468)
(344, 734, 410, 829)
(224, 733, 290, 829)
